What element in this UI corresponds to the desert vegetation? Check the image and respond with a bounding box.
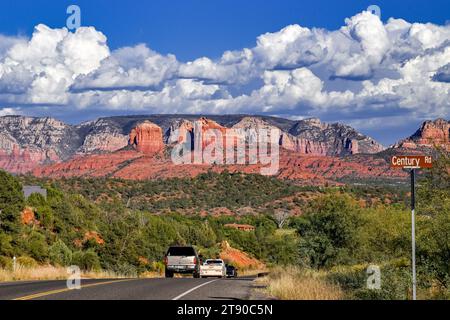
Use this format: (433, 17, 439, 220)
(0, 151, 448, 299)
(0, 171, 299, 278)
(257, 266, 344, 300)
(261, 150, 449, 300)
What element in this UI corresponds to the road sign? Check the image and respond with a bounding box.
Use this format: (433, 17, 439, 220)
(391, 155, 432, 169)
(390, 155, 432, 301)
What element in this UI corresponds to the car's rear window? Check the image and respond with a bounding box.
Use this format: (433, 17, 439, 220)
(167, 247, 196, 256)
(205, 260, 223, 265)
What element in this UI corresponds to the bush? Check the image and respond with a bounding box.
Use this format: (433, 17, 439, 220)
(327, 264, 411, 300)
(0, 170, 25, 232)
(0, 256, 12, 270)
(297, 193, 363, 269)
(0, 233, 13, 256)
(261, 266, 344, 300)
(108, 262, 137, 277)
(25, 231, 49, 262)
(150, 261, 165, 274)
(49, 240, 73, 266)
(72, 250, 101, 271)
(16, 256, 38, 268)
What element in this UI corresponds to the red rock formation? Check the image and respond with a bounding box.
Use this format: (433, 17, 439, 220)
(220, 241, 265, 270)
(349, 139, 359, 154)
(285, 118, 385, 156)
(0, 115, 387, 175)
(33, 148, 407, 185)
(396, 119, 449, 151)
(194, 117, 228, 149)
(0, 144, 60, 174)
(167, 120, 194, 144)
(280, 134, 328, 155)
(129, 121, 164, 155)
(33, 151, 142, 178)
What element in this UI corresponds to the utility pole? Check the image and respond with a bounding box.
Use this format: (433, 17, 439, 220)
(410, 169, 417, 301)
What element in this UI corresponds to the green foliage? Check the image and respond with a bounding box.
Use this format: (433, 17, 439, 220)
(24, 231, 49, 262)
(416, 150, 450, 288)
(357, 206, 410, 262)
(0, 256, 12, 269)
(3, 162, 448, 299)
(49, 240, 73, 266)
(16, 256, 38, 268)
(72, 250, 101, 271)
(294, 150, 450, 299)
(34, 171, 300, 212)
(327, 264, 411, 300)
(0, 233, 13, 256)
(297, 193, 363, 269)
(0, 170, 25, 233)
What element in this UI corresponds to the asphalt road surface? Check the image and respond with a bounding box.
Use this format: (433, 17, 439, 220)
(0, 277, 257, 300)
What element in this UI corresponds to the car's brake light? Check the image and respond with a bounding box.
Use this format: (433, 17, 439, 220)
(164, 256, 168, 265)
(193, 257, 197, 265)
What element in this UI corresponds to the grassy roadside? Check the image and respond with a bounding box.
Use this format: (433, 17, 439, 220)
(255, 266, 344, 300)
(0, 265, 162, 282)
(238, 268, 269, 277)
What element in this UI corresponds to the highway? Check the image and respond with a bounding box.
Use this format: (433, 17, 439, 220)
(0, 277, 258, 300)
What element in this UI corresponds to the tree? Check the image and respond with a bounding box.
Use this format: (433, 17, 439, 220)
(0, 170, 25, 233)
(273, 209, 291, 229)
(297, 193, 363, 269)
(417, 149, 450, 288)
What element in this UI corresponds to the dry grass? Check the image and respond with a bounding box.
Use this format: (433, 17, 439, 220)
(257, 266, 344, 300)
(239, 268, 269, 277)
(0, 265, 160, 282)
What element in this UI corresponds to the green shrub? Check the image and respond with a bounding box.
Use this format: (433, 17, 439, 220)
(327, 264, 411, 300)
(26, 231, 49, 262)
(352, 267, 411, 300)
(0, 170, 25, 233)
(327, 265, 367, 292)
(297, 193, 363, 269)
(0, 233, 13, 256)
(150, 261, 165, 274)
(72, 250, 101, 271)
(16, 256, 38, 268)
(49, 240, 73, 266)
(110, 262, 137, 277)
(0, 256, 12, 270)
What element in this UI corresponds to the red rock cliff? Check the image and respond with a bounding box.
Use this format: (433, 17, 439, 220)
(194, 117, 228, 149)
(129, 121, 164, 154)
(396, 119, 450, 151)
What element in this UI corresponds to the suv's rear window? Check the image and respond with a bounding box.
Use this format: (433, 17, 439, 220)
(167, 247, 196, 256)
(205, 260, 223, 265)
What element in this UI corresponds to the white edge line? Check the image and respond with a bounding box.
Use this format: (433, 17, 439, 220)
(172, 280, 219, 300)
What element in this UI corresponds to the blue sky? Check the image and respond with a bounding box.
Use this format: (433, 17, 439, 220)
(2, 0, 449, 61)
(0, 0, 449, 145)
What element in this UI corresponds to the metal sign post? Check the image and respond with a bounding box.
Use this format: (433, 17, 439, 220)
(410, 169, 416, 301)
(391, 155, 432, 301)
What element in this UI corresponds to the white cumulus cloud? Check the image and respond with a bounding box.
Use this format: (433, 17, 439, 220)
(0, 10, 448, 134)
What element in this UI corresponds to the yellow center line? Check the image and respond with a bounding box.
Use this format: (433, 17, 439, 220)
(13, 279, 137, 301)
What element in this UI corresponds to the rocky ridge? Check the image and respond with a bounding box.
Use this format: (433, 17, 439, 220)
(2, 115, 444, 182)
(395, 119, 449, 151)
